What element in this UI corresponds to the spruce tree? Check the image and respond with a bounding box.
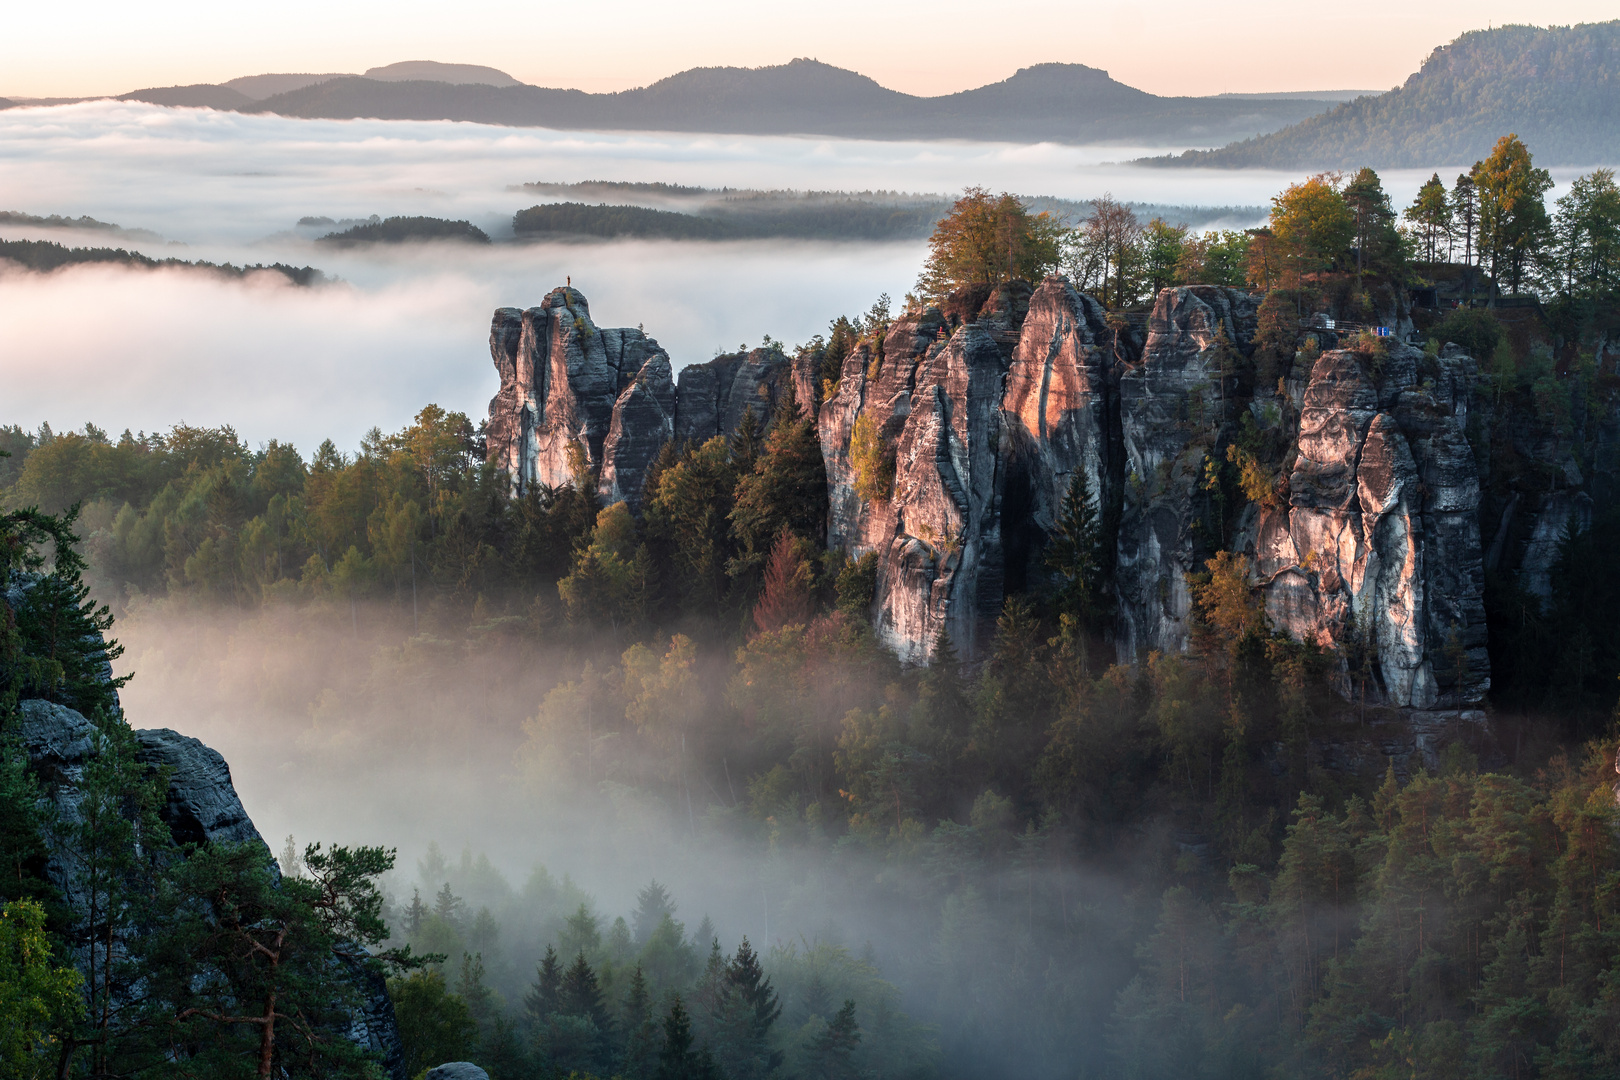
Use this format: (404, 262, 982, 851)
(633, 880, 676, 947)
(656, 996, 721, 1080)
(714, 936, 784, 1080)
(525, 945, 562, 1028)
(729, 378, 829, 580)
(804, 999, 862, 1080)
(401, 893, 427, 932)
(559, 950, 614, 1073)
(730, 406, 762, 475)
(433, 881, 464, 930)
(801, 972, 832, 1022)
(1045, 469, 1106, 631)
(620, 964, 660, 1079)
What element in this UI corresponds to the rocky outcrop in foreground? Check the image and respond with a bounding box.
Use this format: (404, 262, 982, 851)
(486, 281, 1612, 710)
(17, 698, 405, 1078)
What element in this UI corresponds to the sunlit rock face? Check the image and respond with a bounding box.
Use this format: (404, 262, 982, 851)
(485, 281, 1504, 709)
(815, 280, 1486, 708)
(819, 278, 1124, 662)
(488, 288, 821, 510)
(485, 287, 670, 502)
(1253, 343, 1488, 707)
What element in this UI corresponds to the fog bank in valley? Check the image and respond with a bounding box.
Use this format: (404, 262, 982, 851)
(0, 100, 1553, 453)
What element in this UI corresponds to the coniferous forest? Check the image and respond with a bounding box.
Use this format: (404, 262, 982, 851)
(4, 133, 1620, 1079)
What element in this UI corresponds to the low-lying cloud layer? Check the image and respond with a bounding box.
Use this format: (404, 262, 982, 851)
(0, 100, 1543, 453)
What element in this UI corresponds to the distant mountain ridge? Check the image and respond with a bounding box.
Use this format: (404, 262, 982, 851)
(1156, 21, 1620, 167)
(116, 58, 1349, 147)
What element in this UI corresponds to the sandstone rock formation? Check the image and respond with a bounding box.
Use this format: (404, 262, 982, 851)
(1114, 286, 1257, 658)
(486, 287, 672, 506)
(1253, 342, 1488, 707)
(483, 280, 1616, 712)
(488, 291, 815, 509)
(818, 279, 1125, 661)
(672, 346, 819, 447)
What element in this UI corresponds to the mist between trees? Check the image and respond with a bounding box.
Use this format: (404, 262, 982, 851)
(2, 133, 1619, 1078)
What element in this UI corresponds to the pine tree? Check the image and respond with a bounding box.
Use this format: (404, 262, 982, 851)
(729, 379, 828, 580)
(692, 935, 728, 1026)
(1404, 173, 1454, 269)
(621, 964, 660, 1080)
(1251, 289, 1299, 391)
(731, 406, 762, 475)
(559, 950, 614, 1074)
(713, 936, 784, 1080)
(1452, 172, 1479, 286)
(457, 951, 496, 1034)
(801, 972, 832, 1022)
(403, 888, 426, 935)
(656, 996, 721, 1080)
(5, 507, 127, 718)
(560, 950, 609, 1025)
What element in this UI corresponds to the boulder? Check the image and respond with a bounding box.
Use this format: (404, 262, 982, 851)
(134, 728, 265, 847)
(425, 1065, 491, 1080)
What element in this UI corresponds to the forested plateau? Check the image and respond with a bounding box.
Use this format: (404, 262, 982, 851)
(4, 159, 1620, 1079)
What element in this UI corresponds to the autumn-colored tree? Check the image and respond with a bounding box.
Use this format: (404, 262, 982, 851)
(916, 187, 1063, 301)
(1270, 175, 1354, 284)
(752, 530, 814, 634)
(848, 413, 894, 503)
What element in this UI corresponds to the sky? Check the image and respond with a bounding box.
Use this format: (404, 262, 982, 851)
(5, 2, 1617, 99)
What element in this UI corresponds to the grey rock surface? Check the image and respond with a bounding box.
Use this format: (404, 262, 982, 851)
(482, 280, 1619, 714)
(673, 346, 814, 447)
(1115, 286, 1253, 657)
(425, 1064, 491, 1080)
(485, 287, 669, 497)
(599, 354, 676, 509)
(17, 699, 405, 1079)
(134, 727, 265, 848)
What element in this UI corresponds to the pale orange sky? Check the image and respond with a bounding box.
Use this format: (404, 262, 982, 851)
(4, 2, 1614, 99)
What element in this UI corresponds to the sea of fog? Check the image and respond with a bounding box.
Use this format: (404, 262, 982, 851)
(0, 99, 1530, 453)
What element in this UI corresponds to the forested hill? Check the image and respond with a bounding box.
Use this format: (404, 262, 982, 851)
(228, 59, 1338, 146)
(1155, 21, 1620, 168)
